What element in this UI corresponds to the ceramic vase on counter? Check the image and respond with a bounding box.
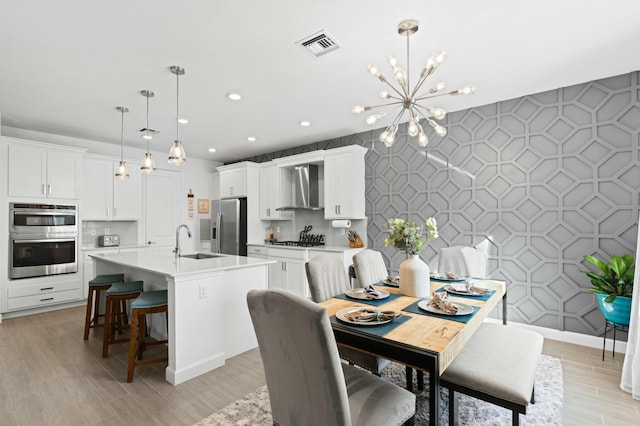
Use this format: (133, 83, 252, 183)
(399, 254, 430, 297)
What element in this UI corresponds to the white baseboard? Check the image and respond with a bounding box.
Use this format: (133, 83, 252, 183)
(484, 318, 627, 354)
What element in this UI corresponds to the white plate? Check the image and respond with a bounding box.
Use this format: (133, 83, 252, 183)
(383, 279, 399, 287)
(444, 285, 488, 297)
(335, 307, 400, 326)
(346, 288, 390, 300)
(430, 273, 468, 282)
(417, 299, 474, 316)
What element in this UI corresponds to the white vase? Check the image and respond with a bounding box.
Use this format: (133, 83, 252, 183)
(399, 254, 431, 297)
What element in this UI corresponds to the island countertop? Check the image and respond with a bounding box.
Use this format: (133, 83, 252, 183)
(89, 249, 274, 278)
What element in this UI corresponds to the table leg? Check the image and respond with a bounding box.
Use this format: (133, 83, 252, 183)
(429, 365, 440, 426)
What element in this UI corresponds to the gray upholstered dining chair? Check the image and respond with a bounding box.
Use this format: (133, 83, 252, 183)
(247, 289, 416, 426)
(305, 255, 391, 375)
(352, 249, 388, 287)
(437, 245, 488, 278)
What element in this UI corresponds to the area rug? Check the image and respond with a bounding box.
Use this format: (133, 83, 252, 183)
(194, 354, 563, 426)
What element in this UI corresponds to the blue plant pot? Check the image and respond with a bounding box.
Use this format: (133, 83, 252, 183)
(596, 294, 632, 326)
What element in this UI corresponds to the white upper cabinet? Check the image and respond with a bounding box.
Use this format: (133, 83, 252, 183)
(324, 145, 368, 219)
(259, 163, 292, 220)
(8, 141, 83, 200)
(218, 162, 259, 199)
(82, 157, 141, 220)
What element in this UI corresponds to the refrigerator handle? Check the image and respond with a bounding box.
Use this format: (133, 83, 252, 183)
(215, 211, 222, 253)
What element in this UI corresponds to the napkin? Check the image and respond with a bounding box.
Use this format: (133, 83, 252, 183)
(344, 308, 401, 323)
(429, 292, 458, 314)
(386, 275, 399, 284)
(469, 285, 490, 294)
(431, 271, 460, 280)
(363, 285, 380, 299)
(450, 282, 470, 292)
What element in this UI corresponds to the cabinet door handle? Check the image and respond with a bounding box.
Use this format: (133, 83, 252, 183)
(106, 207, 110, 217)
(42, 184, 46, 195)
(338, 205, 341, 215)
(113, 207, 117, 218)
(47, 184, 52, 194)
(40, 287, 54, 291)
(40, 297, 54, 302)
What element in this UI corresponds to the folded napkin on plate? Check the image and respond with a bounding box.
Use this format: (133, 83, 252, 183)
(450, 282, 471, 292)
(429, 292, 458, 314)
(344, 308, 401, 323)
(431, 271, 460, 280)
(363, 285, 379, 299)
(469, 285, 490, 294)
(386, 275, 399, 284)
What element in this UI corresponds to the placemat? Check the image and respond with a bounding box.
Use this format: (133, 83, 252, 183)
(435, 285, 495, 301)
(402, 299, 480, 324)
(335, 292, 402, 307)
(330, 313, 411, 337)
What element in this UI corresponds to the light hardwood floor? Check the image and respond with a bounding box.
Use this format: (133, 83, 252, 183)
(0, 306, 639, 425)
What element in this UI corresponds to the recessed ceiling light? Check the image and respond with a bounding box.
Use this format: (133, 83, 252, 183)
(227, 93, 242, 101)
(178, 118, 189, 124)
(299, 121, 311, 127)
(247, 136, 256, 142)
(208, 148, 217, 153)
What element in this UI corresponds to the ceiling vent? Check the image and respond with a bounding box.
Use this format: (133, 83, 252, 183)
(297, 30, 340, 58)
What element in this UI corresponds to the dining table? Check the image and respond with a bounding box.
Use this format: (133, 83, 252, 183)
(319, 278, 507, 425)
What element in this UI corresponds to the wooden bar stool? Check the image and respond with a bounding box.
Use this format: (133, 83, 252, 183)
(102, 281, 143, 358)
(83, 273, 124, 340)
(127, 290, 169, 383)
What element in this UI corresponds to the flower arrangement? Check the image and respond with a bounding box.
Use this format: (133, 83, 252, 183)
(383, 217, 438, 255)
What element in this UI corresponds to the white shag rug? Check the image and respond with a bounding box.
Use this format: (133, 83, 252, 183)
(194, 354, 563, 426)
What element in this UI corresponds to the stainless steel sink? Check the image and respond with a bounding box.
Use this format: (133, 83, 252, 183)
(180, 253, 223, 260)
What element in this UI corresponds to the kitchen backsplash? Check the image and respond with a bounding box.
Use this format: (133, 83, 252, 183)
(81, 221, 139, 248)
(264, 209, 367, 248)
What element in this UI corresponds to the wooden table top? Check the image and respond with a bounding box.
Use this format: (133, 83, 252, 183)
(320, 279, 506, 373)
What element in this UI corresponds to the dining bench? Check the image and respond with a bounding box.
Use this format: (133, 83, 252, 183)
(440, 323, 544, 426)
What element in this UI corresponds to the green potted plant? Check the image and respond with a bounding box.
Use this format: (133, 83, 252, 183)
(582, 253, 635, 326)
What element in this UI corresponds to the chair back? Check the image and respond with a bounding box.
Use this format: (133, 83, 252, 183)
(438, 245, 488, 278)
(306, 255, 350, 302)
(352, 249, 388, 286)
(247, 289, 352, 426)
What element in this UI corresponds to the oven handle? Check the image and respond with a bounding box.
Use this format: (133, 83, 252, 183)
(13, 238, 76, 244)
(12, 211, 77, 216)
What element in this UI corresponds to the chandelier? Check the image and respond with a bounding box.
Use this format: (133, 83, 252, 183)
(352, 19, 475, 148)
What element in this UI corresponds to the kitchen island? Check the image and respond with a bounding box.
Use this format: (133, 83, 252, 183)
(90, 248, 274, 385)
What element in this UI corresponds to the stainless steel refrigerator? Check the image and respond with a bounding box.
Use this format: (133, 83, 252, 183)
(211, 198, 247, 256)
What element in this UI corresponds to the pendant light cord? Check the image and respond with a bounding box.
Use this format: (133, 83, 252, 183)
(146, 94, 150, 152)
(176, 70, 180, 141)
(120, 108, 125, 160)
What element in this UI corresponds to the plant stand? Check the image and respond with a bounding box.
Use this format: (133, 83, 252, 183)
(602, 319, 628, 361)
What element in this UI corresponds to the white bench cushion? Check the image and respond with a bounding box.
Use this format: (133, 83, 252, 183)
(441, 324, 544, 406)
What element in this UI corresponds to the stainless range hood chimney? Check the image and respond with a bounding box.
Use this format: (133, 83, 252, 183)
(276, 164, 323, 211)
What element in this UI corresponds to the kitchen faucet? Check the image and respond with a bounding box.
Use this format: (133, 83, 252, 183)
(174, 224, 192, 257)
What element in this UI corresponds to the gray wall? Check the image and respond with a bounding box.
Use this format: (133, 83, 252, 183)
(243, 71, 640, 337)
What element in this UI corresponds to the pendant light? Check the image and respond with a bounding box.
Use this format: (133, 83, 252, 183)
(168, 65, 187, 165)
(140, 90, 157, 174)
(114, 106, 130, 180)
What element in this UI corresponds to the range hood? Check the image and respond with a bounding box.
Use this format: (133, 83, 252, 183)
(276, 164, 323, 211)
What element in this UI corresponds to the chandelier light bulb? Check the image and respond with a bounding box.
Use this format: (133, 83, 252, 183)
(379, 91, 391, 99)
(408, 117, 419, 137)
(394, 68, 406, 85)
(366, 113, 384, 125)
(458, 85, 476, 95)
(419, 133, 428, 147)
(435, 51, 447, 63)
(379, 130, 389, 142)
(427, 107, 446, 120)
(368, 64, 381, 77)
(388, 55, 397, 67)
(430, 82, 446, 93)
(352, 105, 365, 114)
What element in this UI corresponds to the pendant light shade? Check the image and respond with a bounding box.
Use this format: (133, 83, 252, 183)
(140, 90, 157, 175)
(168, 65, 187, 165)
(115, 106, 130, 180)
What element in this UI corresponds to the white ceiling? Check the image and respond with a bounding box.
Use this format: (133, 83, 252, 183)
(1, 0, 639, 163)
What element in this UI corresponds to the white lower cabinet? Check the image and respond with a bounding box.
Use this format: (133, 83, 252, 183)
(6, 275, 82, 311)
(266, 247, 309, 298)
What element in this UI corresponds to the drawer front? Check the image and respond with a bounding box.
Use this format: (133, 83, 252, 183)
(7, 288, 82, 310)
(267, 247, 308, 261)
(247, 246, 267, 256)
(8, 280, 82, 298)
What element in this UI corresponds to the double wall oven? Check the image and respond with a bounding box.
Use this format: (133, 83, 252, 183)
(9, 203, 78, 280)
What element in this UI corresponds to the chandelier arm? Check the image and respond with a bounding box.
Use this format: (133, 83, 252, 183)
(414, 91, 455, 101)
(413, 104, 436, 118)
(381, 80, 407, 99)
(410, 73, 432, 99)
(389, 106, 407, 128)
(365, 101, 405, 110)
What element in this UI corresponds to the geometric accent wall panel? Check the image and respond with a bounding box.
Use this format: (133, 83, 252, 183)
(240, 71, 640, 339)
